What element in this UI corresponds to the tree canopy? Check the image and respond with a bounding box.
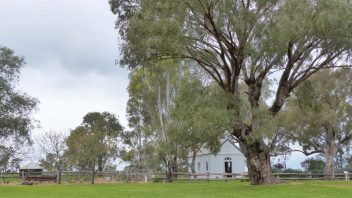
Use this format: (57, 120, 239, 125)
(66, 112, 123, 184)
(0, 46, 38, 169)
(283, 69, 352, 178)
(111, 0, 352, 184)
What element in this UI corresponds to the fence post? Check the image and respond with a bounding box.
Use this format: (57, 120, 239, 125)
(344, 171, 349, 181)
(144, 174, 148, 183)
(21, 171, 25, 182)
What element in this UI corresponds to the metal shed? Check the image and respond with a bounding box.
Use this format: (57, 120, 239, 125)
(19, 162, 43, 177)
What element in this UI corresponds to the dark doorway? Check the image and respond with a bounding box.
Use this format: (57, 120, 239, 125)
(224, 157, 232, 178)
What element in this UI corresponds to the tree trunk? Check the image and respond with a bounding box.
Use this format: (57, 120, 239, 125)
(97, 157, 104, 172)
(172, 156, 177, 179)
(231, 94, 277, 185)
(190, 150, 197, 178)
(324, 127, 337, 179)
(325, 143, 337, 179)
(57, 170, 62, 184)
(325, 154, 335, 179)
(165, 159, 173, 183)
(239, 138, 278, 185)
(91, 169, 95, 184)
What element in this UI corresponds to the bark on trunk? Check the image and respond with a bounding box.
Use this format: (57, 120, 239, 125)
(324, 128, 337, 179)
(190, 151, 197, 178)
(229, 81, 278, 184)
(239, 139, 278, 185)
(325, 154, 335, 179)
(98, 157, 104, 172)
(172, 156, 177, 179)
(56, 170, 62, 184)
(325, 144, 337, 179)
(91, 169, 95, 184)
(165, 160, 173, 183)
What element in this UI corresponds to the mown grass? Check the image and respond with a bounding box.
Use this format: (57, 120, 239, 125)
(0, 180, 351, 198)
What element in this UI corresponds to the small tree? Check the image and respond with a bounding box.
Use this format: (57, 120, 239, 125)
(301, 158, 326, 173)
(37, 131, 67, 184)
(66, 112, 123, 184)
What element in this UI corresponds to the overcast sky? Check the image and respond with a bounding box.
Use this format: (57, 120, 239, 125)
(0, 0, 308, 169)
(0, 0, 129, 136)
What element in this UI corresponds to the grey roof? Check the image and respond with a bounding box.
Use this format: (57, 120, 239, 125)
(20, 162, 43, 170)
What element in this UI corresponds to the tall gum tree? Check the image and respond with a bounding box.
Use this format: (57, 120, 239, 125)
(127, 61, 180, 182)
(110, 0, 352, 184)
(171, 72, 230, 175)
(284, 69, 352, 179)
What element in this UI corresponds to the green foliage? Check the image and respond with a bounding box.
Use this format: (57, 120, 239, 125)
(111, 0, 352, 184)
(0, 46, 38, 169)
(111, 0, 352, 143)
(0, 46, 38, 139)
(272, 163, 285, 172)
(170, 72, 229, 154)
(39, 154, 56, 172)
(284, 69, 352, 153)
(66, 112, 123, 172)
(301, 158, 326, 172)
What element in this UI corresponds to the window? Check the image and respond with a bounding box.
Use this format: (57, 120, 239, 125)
(205, 161, 209, 171)
(197, 162, 201, 172)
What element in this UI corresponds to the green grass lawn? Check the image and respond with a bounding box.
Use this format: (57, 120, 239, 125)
(0, 180, 351, 198)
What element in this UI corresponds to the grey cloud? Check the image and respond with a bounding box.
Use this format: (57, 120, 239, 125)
(0, 0, 129, 131)
(0, 0, 121, 75)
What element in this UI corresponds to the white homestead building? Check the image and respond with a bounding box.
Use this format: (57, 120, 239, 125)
(188, 137, 247, 179)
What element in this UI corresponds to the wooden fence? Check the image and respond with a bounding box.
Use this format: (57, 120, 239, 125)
(1, 170, 351, 184)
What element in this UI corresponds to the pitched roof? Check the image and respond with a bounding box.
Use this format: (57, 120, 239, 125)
(20, 162, 43, 170)
(188, 134, 243, 157)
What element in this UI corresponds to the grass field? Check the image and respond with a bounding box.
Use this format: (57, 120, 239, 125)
(0, 180, 351, 198)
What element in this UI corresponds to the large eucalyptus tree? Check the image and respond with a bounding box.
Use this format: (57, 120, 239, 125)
(110, 0, 352, 184)
(284, 69, 352, 179)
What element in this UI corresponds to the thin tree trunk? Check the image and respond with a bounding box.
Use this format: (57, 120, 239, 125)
(157, 79, 174, 183)
(97, 157, 104, 172)
(172, 155, 177, 179)
(55, 160, 62, 184)
(57, 170, 62, 184)
(190, 150, 197, 178)
(165, 159, 173, 183)
(91, 169, 95, 184)
(138, 123, 142, 170)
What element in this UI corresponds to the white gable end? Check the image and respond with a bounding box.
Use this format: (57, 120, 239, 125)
(218, 140, 242, 155)
(188, 138, 247, 179)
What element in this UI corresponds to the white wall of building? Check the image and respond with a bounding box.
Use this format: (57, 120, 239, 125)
(188, 140, 247, 179)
